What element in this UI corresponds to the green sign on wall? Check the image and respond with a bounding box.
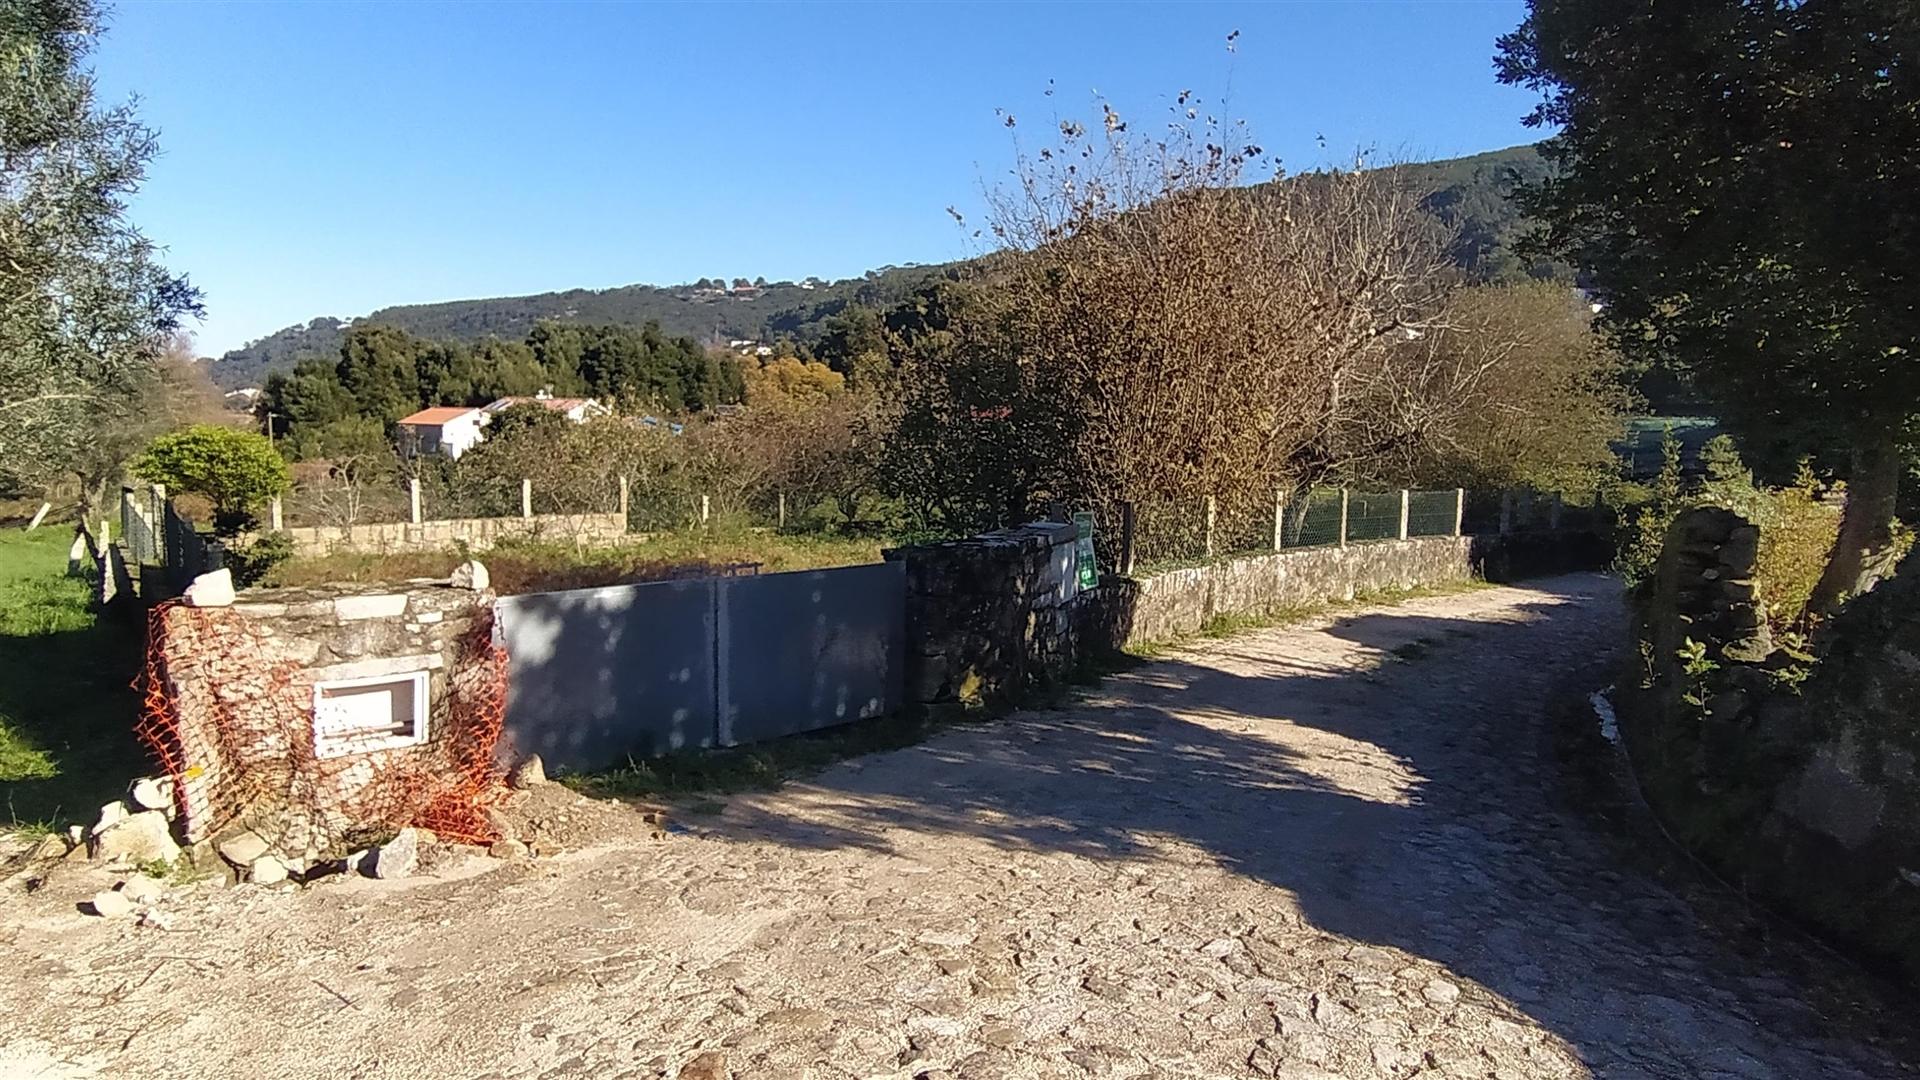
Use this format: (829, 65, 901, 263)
(1073, 511, 1097, 589)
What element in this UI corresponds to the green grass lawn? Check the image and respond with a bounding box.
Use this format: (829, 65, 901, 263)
(0, 527, 146, 833)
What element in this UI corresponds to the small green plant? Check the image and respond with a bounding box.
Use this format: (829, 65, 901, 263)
(1614, 426, 1684, 588)
(1677, 637, 1719, 707)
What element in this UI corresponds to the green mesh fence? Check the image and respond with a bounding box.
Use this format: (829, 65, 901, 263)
(1281, 490, 1342, 548)
(1407, 490, 1460, 537)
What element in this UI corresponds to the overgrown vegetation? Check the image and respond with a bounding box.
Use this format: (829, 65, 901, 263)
(1614, 430, 1846, 632)
(261, 527, 885, 594)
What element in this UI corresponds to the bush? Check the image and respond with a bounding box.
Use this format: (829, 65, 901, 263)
(132, 425, 290, 535)
(226, 531, 295, 587)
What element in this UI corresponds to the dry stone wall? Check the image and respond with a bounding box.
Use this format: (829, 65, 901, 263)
(1625, 506, 1920, 983)
(1123, 537, 1477, 647)
(276, 511, 626, 556)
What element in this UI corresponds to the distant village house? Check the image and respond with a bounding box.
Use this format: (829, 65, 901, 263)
(396, 390, 609, 459)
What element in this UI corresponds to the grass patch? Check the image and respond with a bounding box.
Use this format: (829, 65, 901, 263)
(262, 526, 887, 594)
(565, 708, 972, 801)
(0, 526, 146, 834)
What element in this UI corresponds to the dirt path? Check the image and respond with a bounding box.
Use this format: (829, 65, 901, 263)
(0, 574, 1910, 1079)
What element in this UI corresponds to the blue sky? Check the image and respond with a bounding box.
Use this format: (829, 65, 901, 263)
(94, 1, 1540, 357)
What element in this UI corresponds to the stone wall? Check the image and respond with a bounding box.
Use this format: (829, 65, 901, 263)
(1624, 507, 1920, 983)
(887, 523, 1118, 707)
(143, 578, 503, 867)
(1122, 537, 1477, 647)
(276, 511, 626, 556)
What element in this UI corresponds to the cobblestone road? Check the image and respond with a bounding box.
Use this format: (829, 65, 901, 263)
(1, 574, 1910, 1079)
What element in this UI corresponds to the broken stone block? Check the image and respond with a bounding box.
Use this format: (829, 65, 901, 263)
(89, 889, 135, 918)
(508, 754, 547, 789)
(216, 830, 270, 868)
(119, 875, 166, 906)
(250, 855, 289, 885)
(184, 568, 235, 608)
(449, 559, 490, 591)
(488, 838, 529, 860)
(92, 811, 181, 866)
(371, 828, 420, 879)
(91, 800, 129, 837)
(26, 834, 68, 862)
(130, 776, 173, 814)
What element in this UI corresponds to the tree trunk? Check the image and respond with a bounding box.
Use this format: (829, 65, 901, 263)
(1807, 438, 1905, 616)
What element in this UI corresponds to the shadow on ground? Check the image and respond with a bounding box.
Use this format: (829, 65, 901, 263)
(692, 573, 1911, 1077)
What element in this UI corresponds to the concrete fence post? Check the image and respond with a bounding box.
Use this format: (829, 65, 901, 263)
(1397, 489, 1411, 541)
(1499, 491, 1513, 535)
(520, 479, 533, 519)
(409, 478, 422, 525)
(618, 475, 630, 519)
(1272, 489, 1287, 551)
(1338, 488, 1351, 548)
(268, 496, 283, 531)
(1119, 500, 1137, 577)
(1453, 488, 1466, 537)
(1203, 494, 1217, 559)
(777, 491, 786, 530)
(701, 494, 711, 526)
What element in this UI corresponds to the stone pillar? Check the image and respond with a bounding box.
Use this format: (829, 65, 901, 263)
(520, 479, 533, 519)
(1338, 489, 1351, 548)
(1203, 495, 1217, 559)
(618, 475, 630, 519)
(777, 491, 786, 530)
(1453, 488, 1466, 537)
(1397, 489, 1410, 541)
(409, 478, 422, 525)
(1272, 489, 1287, 551)
(701, 494, 711, 526)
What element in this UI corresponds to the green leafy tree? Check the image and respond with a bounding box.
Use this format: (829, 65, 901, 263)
(0, 0, 203, 508)
(132, 425, 290, 533)
(1497, 1, 1920, 611)
(482, 402, 569, 442)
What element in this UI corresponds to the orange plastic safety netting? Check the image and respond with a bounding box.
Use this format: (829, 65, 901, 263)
(135, 598, 507, 861)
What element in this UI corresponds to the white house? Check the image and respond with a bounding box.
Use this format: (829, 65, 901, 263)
(395, 406, 488, 459)
(482, 393, 611, 424)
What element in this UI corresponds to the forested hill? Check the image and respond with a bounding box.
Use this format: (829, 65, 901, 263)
(209, 143, 1558, 390)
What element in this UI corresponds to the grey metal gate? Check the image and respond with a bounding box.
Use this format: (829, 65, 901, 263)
(496, 561, 905, 772)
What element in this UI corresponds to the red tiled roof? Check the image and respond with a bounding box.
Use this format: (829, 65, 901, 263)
(396, 406, 480, 426)
(487, 396, 597, 413)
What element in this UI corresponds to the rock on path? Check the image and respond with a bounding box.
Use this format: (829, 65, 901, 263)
(0, 574, 1907, 1079)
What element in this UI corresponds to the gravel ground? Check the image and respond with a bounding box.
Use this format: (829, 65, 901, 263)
(0, 573, 1910, 1079)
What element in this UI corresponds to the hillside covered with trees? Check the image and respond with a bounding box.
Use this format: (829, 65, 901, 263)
(211, 144, 1561, 390)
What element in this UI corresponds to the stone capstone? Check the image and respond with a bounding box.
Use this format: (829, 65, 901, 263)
(449, 560, 490, 591)
(184, 568, 235, 608)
